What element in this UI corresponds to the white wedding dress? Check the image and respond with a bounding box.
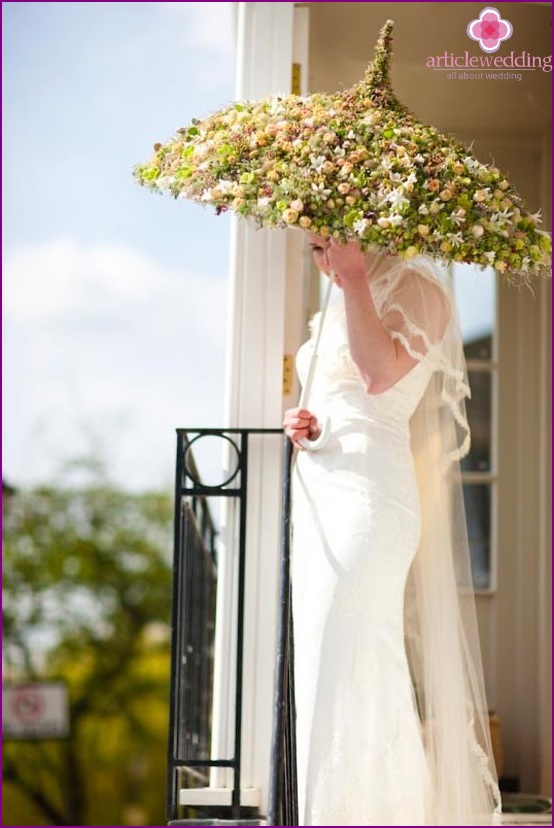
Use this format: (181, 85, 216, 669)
(290, 264, 502, 826)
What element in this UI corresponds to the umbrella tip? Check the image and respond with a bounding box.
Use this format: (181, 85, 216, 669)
(362, 19, 396, 100)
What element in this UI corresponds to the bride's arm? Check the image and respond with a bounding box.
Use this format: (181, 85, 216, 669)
(326, 240, 447, 395)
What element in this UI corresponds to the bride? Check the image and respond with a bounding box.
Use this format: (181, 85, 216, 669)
(283, 233, 502, 826)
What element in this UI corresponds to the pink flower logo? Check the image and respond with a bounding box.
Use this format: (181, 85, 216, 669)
(467, 7, 513, 53)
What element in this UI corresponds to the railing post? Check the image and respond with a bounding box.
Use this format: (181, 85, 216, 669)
(167, 432, 185, 822)
(267, 436, 296, 826)
(232, 433, 249, 819)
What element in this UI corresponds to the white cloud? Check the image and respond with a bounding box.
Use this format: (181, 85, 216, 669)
(3, 240, 161, 321)
(3, 240, 227, 343)
(3, 240, 229, 490)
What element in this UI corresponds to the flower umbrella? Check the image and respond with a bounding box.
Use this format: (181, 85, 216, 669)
(134, 20, 551, 284)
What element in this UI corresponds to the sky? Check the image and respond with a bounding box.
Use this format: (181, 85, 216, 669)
(3, 2, 236, 491)
(2, 2, 495, 493)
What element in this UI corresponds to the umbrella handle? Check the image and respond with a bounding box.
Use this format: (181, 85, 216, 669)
(295, 274, 335, 453)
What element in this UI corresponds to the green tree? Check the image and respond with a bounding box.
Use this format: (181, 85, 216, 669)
(2, 465, 174, 826)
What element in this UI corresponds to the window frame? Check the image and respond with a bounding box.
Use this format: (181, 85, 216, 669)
(450, 264, 499, 594)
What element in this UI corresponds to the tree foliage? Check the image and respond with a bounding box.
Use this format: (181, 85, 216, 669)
(2, 468, 174, 826)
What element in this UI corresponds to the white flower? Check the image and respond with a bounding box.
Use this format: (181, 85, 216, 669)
(382, 189, 410, 211)
(418, 204, 429, 215)
(450, 208, 467, 227)
(498, 207, 514, 224)
(429, 200, 444, 215)
(483, 251, 496, 265)
(311, 182, 332, 198)
(465, 157, 488, 173)
(201, 188, 214, 202)
(156, 175, 175, 189)
(216, 179, 235, 194)
(488, 213, 505, 232)
(257, 197, 271, 208)
(310, 155, 327, 172)
(448, 232, 464, 248)
(404, 171, 418, 186)
(380, 157, 394, 171)
(269, 96, 282, 115)
(353, 218, 370, 235)
(520, 256, 531, 272)
(389, 213, 404, 227)
(529, 210, 543, 225)
(347, 130, 357, 140)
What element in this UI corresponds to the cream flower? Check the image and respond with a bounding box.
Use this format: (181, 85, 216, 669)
(473, 189, 490, 203)
(282, 208, 299, 224)
(290, 199, 304, 213)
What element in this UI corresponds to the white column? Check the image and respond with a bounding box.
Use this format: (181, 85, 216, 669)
(209, 2, 304, 815)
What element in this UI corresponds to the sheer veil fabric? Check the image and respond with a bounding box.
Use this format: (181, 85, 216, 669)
(367, 256, 502, 824)
(298, 254, 502, 824)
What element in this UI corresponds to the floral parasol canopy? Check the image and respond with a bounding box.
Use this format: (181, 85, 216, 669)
(135, 20, 551, 284)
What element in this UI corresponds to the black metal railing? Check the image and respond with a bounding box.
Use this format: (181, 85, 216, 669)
(268, 437, 298, 826)
(167, 428, 286, 824)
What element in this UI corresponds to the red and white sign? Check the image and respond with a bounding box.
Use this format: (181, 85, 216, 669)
(2, 683, 69, 740)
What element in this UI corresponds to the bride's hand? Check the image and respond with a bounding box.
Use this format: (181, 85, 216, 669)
(283, 407, 321, 449)
(325, 238, 368, 289)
